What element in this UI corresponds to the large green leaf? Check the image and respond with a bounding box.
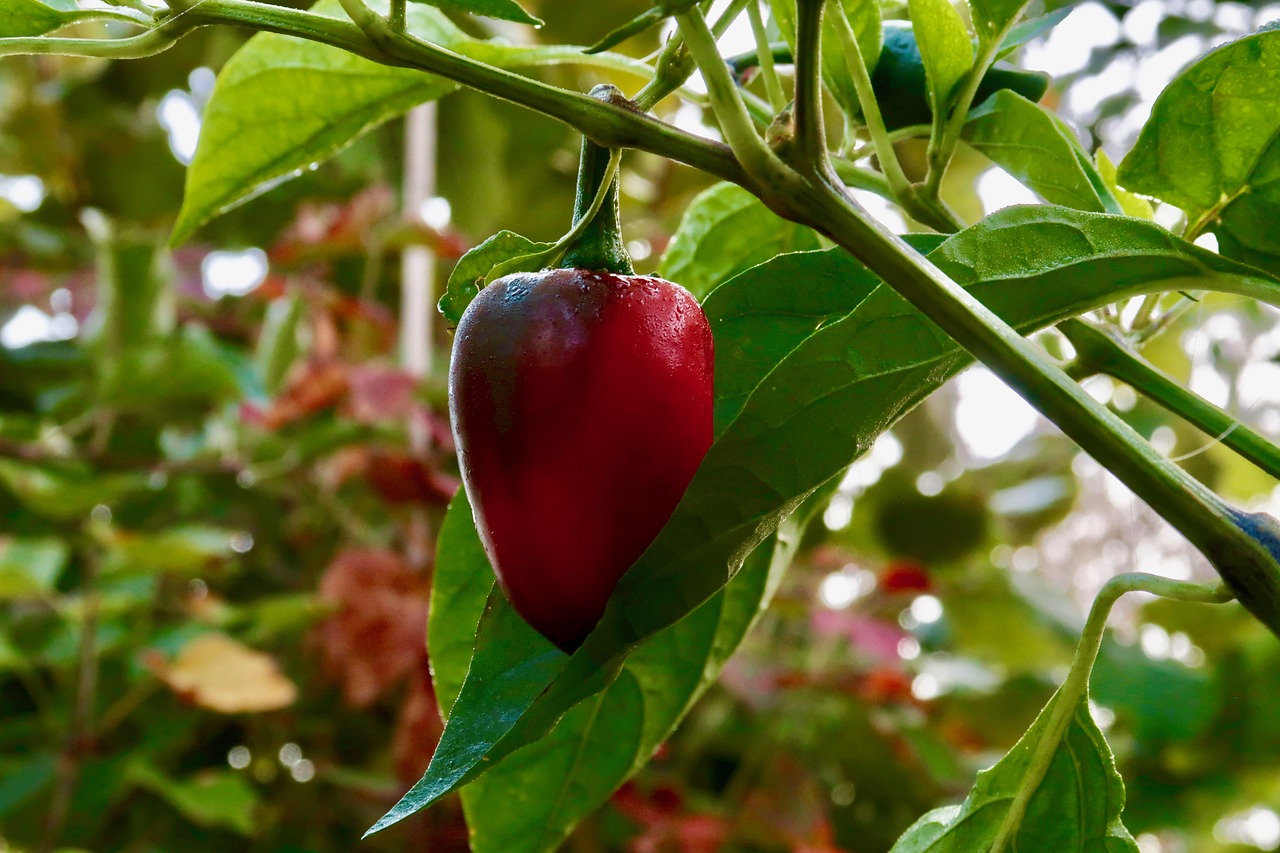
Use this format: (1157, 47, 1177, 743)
(889, 694, 1137, 851)
(1118, 23, 1280, 273)
(372, 205, 1280, 835)
(907, 0, 974, 117)
(427, 493, 499, 717)
(0, 0, 73, 38)
(173, 0, 649, 243)
(454, 498, 811, 853)
(657, 182, 822, 300)
(965, 91, 1122, 214)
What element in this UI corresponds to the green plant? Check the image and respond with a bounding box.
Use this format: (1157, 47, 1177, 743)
(4, 0, 1280, 850)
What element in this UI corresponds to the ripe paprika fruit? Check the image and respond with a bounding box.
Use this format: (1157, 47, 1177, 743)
(449, 116, 714, 652)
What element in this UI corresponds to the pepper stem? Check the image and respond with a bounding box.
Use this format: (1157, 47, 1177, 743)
(559, 85, 635, 275)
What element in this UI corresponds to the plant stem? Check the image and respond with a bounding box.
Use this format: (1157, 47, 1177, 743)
(39, 556, 103, 853)
(782, 179, 1280, 635)
(388, 0, 405, 32)
(1060, 318, 1280, 481)
(746, 0, 786, 111)
(631, 0, 752, 112)
(989, 572, 1232, 853)
(484, 149, 623, 283)
(675, 6, 805, 203)
(333, 0, 755, 188)
(824, 0, 913, 200)
(793, 0, 836, 182)
(561, 93, 635, 274)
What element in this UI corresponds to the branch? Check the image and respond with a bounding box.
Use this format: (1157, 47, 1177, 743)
(1060, 318, 1280, 481)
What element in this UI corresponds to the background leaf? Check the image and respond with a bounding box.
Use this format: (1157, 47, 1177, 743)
(0, 0, 72, 38)
(1118, 23, 1280, 273)
(889, 694, 1137, 851)
(0, 538, 67, 599)
(173, 0, 648, 243)
(964, 91, 1122, 214)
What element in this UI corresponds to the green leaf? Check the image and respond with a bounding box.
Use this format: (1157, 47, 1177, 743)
(997, 7, 1070, 56)
(99, 325, 243, 414)
(255, 294, 304, 396)
(460, 512, 809, 853)
(372, 205, 1280, 834)
(438, 231, 550, 329)
(0, 753, 57, 817)
(1118, 23, 1280, 273)
(173, 0, 648, 244)
(0, 460, 145, 521)
(907, 0, 974, 117)
(0, 0, 72, 38)
(414, 0, 541, 26)
(658, 182, 822, 300)
(964, 90, 1122, 214)
(97, 525, 238, 578)
(127, 764, 260, 836)
(969, 0, 1031, 45)
(428, 492, 498, 717)
(0, 537, 67, 599)
(889, 694, 1137, 851)
(429, 476, 826, 852)
(769, 0, 883, 115)
(1096, 149, 1153, 220)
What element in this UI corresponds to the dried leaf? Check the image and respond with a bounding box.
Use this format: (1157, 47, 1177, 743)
(155, 633, 297, 713)
(314, 549, 428, 707)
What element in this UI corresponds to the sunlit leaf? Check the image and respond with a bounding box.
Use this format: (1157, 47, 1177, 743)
(1119, 23, 1280, 273)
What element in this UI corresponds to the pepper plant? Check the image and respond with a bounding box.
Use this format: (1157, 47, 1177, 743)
(4, 0, 1280, 850)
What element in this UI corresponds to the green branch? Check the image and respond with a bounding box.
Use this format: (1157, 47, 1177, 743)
(1060, 318, 1280, 481)
(782, 179, 1280, 635)
(793, 0, 836, 182)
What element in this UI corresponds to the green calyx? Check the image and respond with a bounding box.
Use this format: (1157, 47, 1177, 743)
(559, 85, 636, 276)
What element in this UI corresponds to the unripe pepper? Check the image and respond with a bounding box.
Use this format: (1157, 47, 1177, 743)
(449, 121, 714, 651)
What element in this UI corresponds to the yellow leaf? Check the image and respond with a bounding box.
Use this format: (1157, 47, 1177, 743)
(157, 633, 297, 713)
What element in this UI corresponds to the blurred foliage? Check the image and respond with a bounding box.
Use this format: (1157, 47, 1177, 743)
(2, 0, 1280, 851)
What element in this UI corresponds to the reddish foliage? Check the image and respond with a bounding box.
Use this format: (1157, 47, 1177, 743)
(343, 364, 418, 424)
(612, 783, 731, 853)
(259, 359, 351, 429)
(365, 450, 459, 506)
(879, 560, 932, 593)
(858, 666, 916, 705)
(313, 549, 429, 708)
